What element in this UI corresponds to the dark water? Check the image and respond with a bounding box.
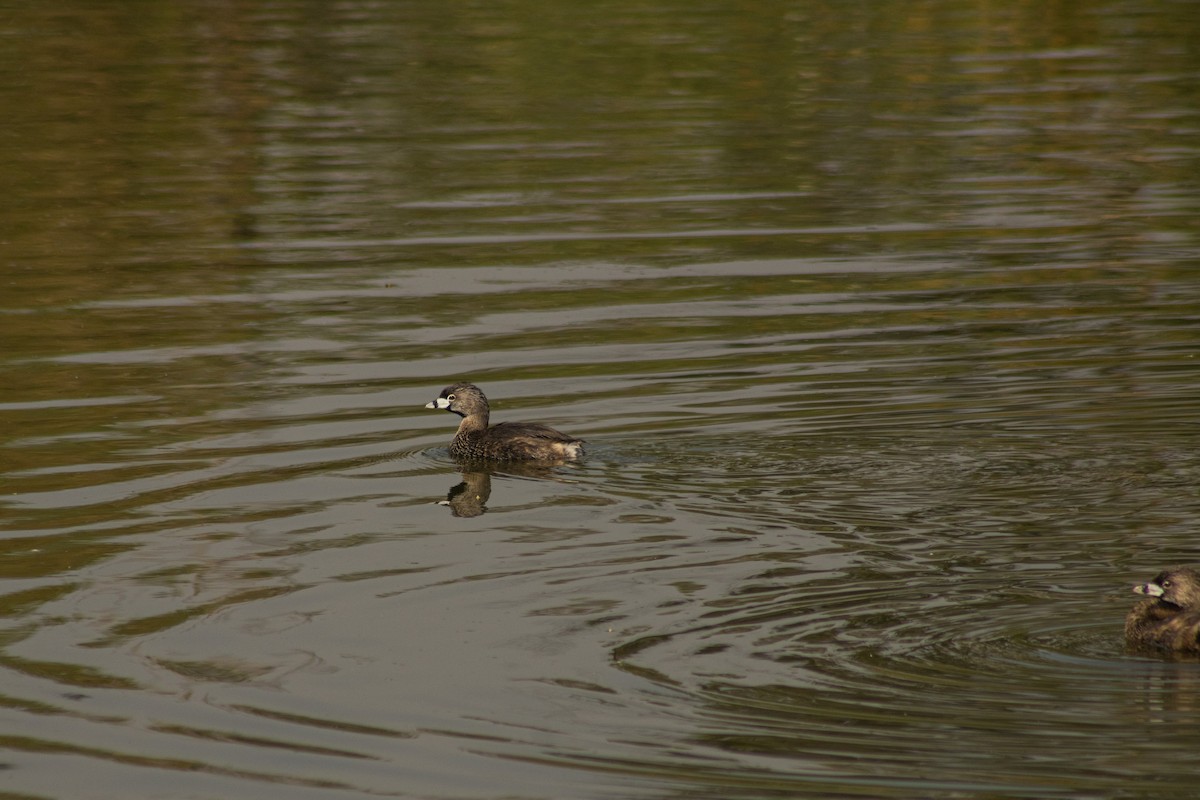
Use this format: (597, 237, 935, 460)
(2, 2, 1200, 798)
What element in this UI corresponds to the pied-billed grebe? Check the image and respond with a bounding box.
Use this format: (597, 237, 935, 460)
(1125, 566, 1200, 654)
(424, 382, 584, 461)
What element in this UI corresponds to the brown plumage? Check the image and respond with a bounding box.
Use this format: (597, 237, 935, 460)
(1124, 566, 1200, 654)
(424, 382, 584, 461)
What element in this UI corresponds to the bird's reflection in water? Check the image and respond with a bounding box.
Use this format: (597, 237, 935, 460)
(439, 462, 575, 518)
(442, 470, 492, 517)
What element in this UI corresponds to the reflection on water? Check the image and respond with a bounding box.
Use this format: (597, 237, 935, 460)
(443, 470, 493, 518)
(2, 0, 1200, 798)
(439, 463, 583, 518)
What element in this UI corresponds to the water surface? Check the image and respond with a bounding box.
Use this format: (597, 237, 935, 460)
(2, 1, 1200, 798)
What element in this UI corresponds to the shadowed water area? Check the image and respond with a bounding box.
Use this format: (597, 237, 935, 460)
(2, 1, 1200, 798)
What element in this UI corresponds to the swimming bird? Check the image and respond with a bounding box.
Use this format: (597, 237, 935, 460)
(425, 382, 584, 461)
(1125, 566, 1200, 654)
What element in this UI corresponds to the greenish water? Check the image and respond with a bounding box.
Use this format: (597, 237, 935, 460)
(2, 2, 1199, 799)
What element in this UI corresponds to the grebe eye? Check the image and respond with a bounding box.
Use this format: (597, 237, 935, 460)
(1162, 579, 1172, 588)
(447, 394, 456, 401)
